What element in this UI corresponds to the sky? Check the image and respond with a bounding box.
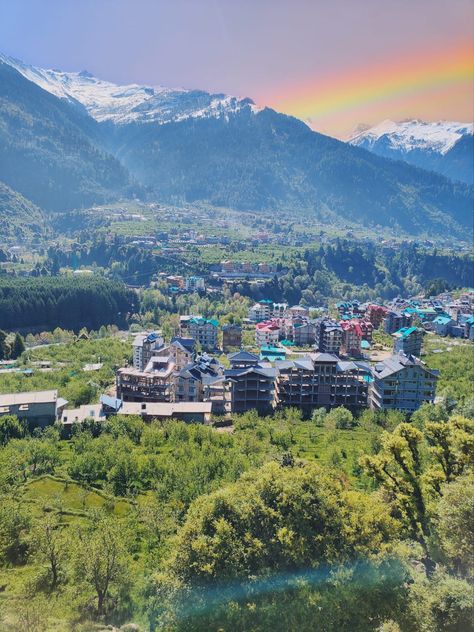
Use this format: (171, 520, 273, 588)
(0, 0, 473, 138)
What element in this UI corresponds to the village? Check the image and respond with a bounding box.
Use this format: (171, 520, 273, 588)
(1, 288, 472, 434)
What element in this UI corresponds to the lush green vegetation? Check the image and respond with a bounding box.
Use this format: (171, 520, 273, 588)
(0, 181, 47, 242)
(0, 276, 137, 332)
(0, 400, 471, 630)
(0, 335, 131, 407)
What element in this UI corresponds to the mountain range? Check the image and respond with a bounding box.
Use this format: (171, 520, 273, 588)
(350, 120, 473, 185)
(0, 53, 472, 239)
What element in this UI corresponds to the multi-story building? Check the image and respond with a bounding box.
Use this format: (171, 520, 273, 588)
(133, 331, 164, 371)
(187, 317, 219, 350)
(315, 319, 343, 355)
(292, 321, 317, 346)
(366, 304, 388, 328)
(174, 354, 224, 403)
(286, 305, 310, 319)
(248, 300, 273, 322)
(370, 353, 438, 413)
(222, 324, 242, 352)
(224, 364, 278, 414)
(116, 355, 175, 403)
(185, 276, 205, 292)
(255, 321, 281, 346)
(384, 311, 412, 334)
(340, 321, 362, 357)
(392, 326, 424, 358)
(334, 360, 370, 410)
(432, 315, 455, 336)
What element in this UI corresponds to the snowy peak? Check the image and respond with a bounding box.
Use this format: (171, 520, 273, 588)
(350, 119, 473, 155)
(0, 52, 260, 125)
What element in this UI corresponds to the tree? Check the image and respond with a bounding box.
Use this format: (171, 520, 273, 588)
(73, 517, 129, 615)
(0, 329, 8, 359)
(0, 498, 31, 564)
(32, 515, 69, 588)
(10, 332, 25, 359)
(436, 473, 474, 578)
(325, 407, 355, 430)
(0, 414, 25, 445)
(171, 461, 398, 583)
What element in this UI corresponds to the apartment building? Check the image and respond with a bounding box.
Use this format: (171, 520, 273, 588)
(392, 326, 424, 358)
(255, 321, 281, 346)
(187, 317, 219, 350)
(185, 276, 205, 291)
(133, 331, 164, 371)
(116, 355, 175, 403)
(340, 321, 362, 357)
(224, 364, 278, 414)
(174, 354, 224, 403)
(315, 319, 343, 355)
(370, 353, 438, 413)
(384, 311, 412, 334)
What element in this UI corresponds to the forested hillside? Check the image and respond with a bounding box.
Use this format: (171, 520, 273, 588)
(0, 181, 47, 240)
(0, 62, 136, 211)
(106, 108, 473, 236)
(0, 277, 137, 331)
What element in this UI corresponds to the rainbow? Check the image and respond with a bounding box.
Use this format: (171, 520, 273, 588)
(265, 41, 474, 135)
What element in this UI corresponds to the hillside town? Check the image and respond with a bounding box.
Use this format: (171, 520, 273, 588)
(2, 288, 472, 433)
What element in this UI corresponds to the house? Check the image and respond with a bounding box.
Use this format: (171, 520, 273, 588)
(286, 305, 310, 319)
(222, 324, 242, 352)
(392, 326, 424, 358)
(0, 390, 68, 429)
(174, 353, 224, 403)
(116, 355, 176, 403)
(248, 300, 273, 322)
(370, 353, 438, 413)
(366, 304, 388, 328)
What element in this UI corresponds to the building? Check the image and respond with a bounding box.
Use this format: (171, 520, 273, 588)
(286, 305, 310, 319)
(174, 353, 224, 403)
(315, 319, 343, 355)
(289, 321, 317, 346)
(187, 318, 218, 350)
(340, 321, 362, 357)
(384, 311, 412, 334)
(133, 331, 164, 371)
(370, 354, 438, 413)
(248, 300, 273, 322)
(366, 304, 388, 328)
(0, 390, 68, 429)
(222, 324, 242, 352)
(185, 276, 205, 292)
(224, 364, 278, 414)
(255, 321, 281, 346)
(392, 326, 424, 358)
(116, 355, 175, 403)
(432, 315, 455, 337)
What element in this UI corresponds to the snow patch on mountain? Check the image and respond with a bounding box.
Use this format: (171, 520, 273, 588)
(0, 53, 261, 125)
(350, 119, 473, 155)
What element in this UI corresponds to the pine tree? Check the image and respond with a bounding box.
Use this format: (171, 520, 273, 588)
(11, 333, 25, 359)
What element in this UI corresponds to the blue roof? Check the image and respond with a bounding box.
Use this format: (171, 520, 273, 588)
(100, 395, 123, 411)
(394, 326, 419, 338)
(433, 315, 452, 325)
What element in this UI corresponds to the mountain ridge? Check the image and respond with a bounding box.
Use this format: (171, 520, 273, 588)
(0, 53, 472, 239)
(349, 119, 474, 184)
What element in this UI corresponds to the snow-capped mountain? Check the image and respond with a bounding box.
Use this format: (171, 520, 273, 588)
(350, 119, 473, 184)
(0, 53, 259, 125)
